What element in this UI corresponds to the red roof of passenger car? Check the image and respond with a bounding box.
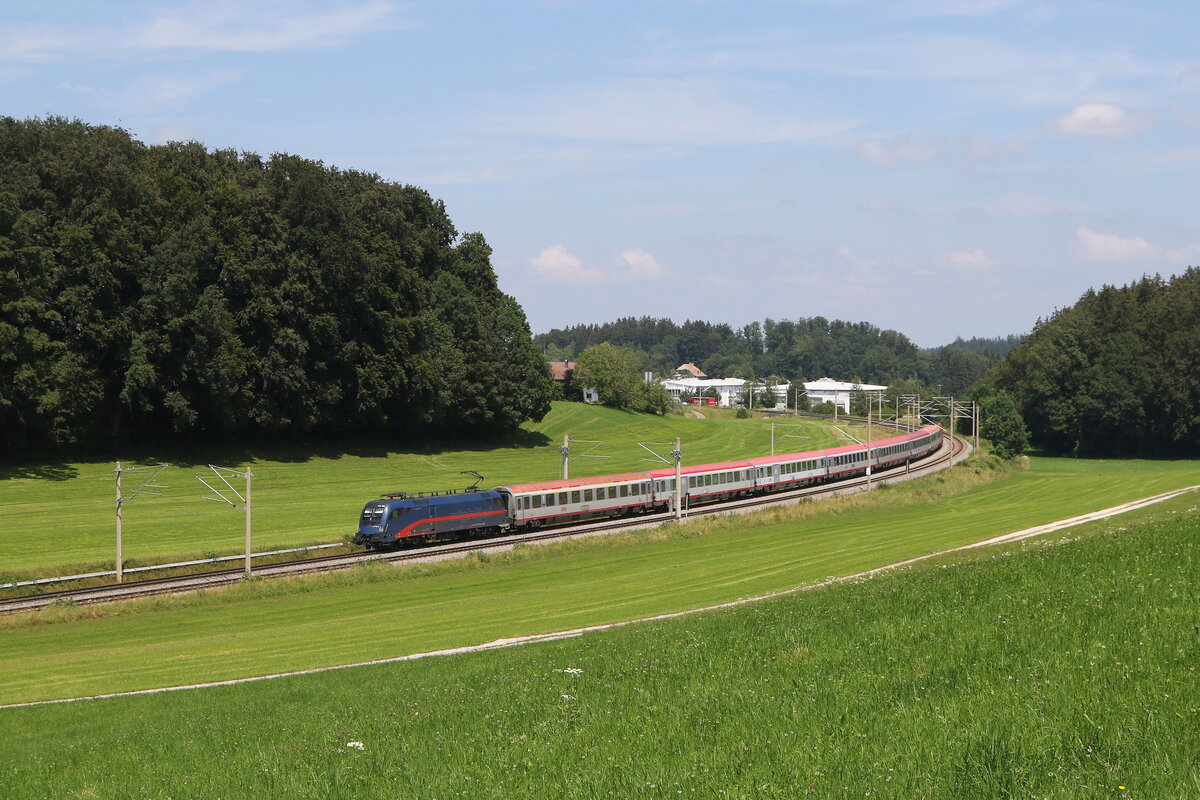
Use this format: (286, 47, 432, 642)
(498, 472, 652, 493)
(744, 448, 828, 467)
(645, 459, 754, 478)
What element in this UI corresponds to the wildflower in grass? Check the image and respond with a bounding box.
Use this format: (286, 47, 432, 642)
(346, 741, 365, 750)
(554, 667, 584, 674)
(561, 694, 575, 701)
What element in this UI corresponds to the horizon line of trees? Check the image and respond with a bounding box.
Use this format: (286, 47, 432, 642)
(536, 316, 1021, 399)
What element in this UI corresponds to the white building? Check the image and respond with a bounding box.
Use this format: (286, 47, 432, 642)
(803, 377, 888, 413)
(661, 377, 791, 409)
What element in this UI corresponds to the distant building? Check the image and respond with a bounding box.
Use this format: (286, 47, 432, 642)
(803, 377, 887, 413)
(547, 360, 598, 403)
(661, 377, 790, 409)
(673, 362, 708, 379)
(548, 360, 575, 383)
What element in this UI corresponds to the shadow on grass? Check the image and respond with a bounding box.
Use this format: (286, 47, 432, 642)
(0, 428, 555, 475)
(0, 463, 80, 481)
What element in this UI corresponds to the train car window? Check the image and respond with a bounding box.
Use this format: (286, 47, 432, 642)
(583, 489, 593, 502)
(620, 485, 629, 497)
(389, 508, 402, 519)
(605, 486, 614, 499)
(532, 495, 542, 509)
(559, 492, 568, 505)
(571, 491, 580, 504)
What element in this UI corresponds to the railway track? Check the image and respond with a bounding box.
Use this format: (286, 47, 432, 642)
(0, 432, 970, 615)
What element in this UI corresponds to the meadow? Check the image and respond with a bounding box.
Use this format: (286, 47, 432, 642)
(0, 403, 850, 578)
(1, 485, 1195, 798)
(0, 452, 1196, 706)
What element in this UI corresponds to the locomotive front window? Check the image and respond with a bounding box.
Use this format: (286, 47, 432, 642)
(361, 506, 385, 525)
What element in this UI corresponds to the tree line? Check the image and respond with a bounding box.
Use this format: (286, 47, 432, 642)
(0, 117, 554, 453)
(537, 316, 1016, 397)
(992, 270, 1200, 457)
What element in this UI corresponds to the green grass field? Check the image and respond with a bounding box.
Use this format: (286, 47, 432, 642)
(0, 403, 849, 578)
(1, 485, 1196, 798)
(0, 453, 1196, 706)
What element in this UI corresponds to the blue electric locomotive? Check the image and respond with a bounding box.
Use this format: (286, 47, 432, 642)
(355, 489, 509, 548)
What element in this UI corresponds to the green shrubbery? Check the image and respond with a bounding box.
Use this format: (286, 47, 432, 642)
(0, 117, 554, 452)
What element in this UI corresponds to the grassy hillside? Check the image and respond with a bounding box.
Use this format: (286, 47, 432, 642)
(1, 486, 1195, 797)
(0, 403, 847, 577)
(0, 455, 1196, 705)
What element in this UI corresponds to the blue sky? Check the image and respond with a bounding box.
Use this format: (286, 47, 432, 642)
(3, 1, 1198, 346)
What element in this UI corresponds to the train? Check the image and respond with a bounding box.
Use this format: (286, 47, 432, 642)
(354, 423, 944, 549)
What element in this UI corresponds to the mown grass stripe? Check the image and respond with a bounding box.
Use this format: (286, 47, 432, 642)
(4, 482, 1194, 710)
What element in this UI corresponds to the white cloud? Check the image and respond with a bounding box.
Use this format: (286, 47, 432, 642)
(1052, 103, 1153, 138)
(1075, 226, 1159, 261)
(633, 32, 1173, 112)
(620, 249, 666, 280)
(856, 136, 938, 166)
(478, 77, 855, 145)
(899, 0, 1027, 16)
(132, 1, 401, 52)
(530, 244, 602, 284)
(0, 3, 402, 63)
(864, 198, 914, 214)
(1076, 226, 1200, 263)
(944, 249, 994, 271)
(964, 192, 1084, 218)
(834, 245, 878, 271)
(61, 71, 242, 111)
(966, 136, 1026, 159)
(0, 25, 64, 62)
(1175, 107, 1200, 128)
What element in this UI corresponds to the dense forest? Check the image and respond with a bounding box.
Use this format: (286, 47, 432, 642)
(0, 117, 554, 453)
(993, 270, 1200, 457)
(536, 317, 1017, 397)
